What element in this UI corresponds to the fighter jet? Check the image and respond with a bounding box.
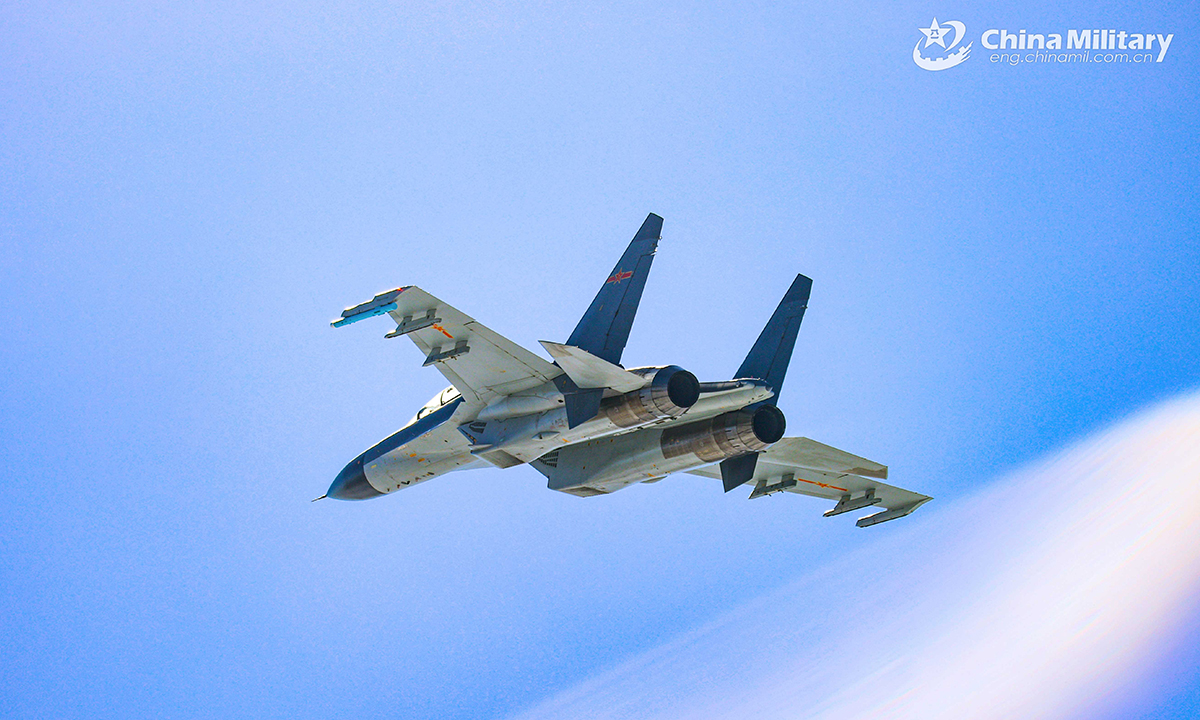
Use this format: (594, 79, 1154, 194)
(322, 214, 931, 527)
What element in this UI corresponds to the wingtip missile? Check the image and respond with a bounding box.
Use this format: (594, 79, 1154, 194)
(331, 303, 397, 327)
(331, 287, 407, 328)
(855, 497, 933, 527)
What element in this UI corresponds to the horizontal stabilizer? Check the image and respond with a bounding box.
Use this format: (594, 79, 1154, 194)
(539, 341, 647, 393)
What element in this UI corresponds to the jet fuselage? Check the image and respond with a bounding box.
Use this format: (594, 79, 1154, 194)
(330, 375, 775, 499)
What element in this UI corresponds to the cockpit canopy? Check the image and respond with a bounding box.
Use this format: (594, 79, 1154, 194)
(410, 385, 463, 424)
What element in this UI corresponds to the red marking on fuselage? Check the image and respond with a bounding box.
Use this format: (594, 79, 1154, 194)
(606, 270, 633, 284)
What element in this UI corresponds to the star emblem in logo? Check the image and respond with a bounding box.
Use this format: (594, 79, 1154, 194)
(919, 18, 951, 49)
(912, 18, 971, 71)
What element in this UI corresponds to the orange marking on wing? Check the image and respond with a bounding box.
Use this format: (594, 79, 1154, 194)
(431, 323, 454, 339)
(796, 477, 848, 493)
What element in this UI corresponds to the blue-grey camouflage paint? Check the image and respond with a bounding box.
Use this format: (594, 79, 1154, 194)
(566, 213, 662, 365)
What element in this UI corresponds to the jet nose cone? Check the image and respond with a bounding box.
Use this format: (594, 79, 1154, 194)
(327, 456, 383, 500)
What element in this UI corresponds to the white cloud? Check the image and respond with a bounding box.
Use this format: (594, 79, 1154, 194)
(511, 391, 1200, 720)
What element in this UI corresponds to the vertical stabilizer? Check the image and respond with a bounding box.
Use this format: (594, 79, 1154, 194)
(734, 274, 812, 404)
(566, 213, 662, 365)
(721, 274, 811, 492)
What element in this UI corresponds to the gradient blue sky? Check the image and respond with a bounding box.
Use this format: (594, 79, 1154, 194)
(2, 2, 1197, 718)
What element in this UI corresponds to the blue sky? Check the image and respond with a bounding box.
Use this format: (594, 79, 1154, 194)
(2, 2, 1197, 718)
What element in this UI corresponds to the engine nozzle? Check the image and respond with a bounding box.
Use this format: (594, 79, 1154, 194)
(603, 365, 700, 428)
(660, 404, 786, 462)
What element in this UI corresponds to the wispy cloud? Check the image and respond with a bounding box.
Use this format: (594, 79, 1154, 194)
(512, 392, 1200, 720)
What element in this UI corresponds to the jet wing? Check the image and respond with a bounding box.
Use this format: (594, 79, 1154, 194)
(334, 286, 563, 404)
(687, 437, 932, 527)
